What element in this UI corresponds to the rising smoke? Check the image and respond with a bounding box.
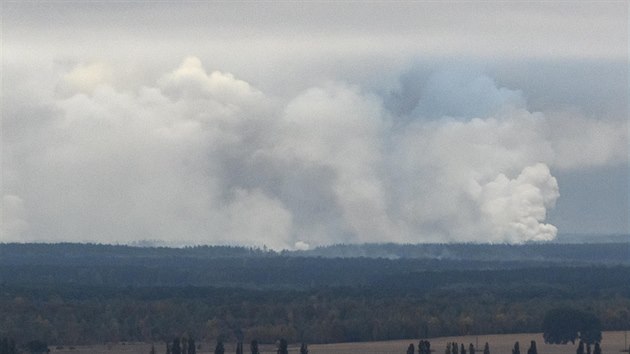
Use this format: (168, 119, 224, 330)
(1, 57, 625, 248)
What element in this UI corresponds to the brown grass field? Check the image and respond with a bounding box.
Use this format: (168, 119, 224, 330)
(48, 331, 629, 354)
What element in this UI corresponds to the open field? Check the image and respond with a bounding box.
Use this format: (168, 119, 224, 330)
(311, 331, 629, 354)
(48, 331, 629, 354)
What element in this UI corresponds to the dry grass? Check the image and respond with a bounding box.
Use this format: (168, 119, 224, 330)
(49, 331, 629, 354)
(311, 331, 629, 354)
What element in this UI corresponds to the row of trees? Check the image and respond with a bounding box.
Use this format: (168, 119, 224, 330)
(407, 340, 486, 354)
(162, 337, 197, 354)
(444, 342, 489, 354)
(407, 340, 432, 354)
(511, 341, 537, 354)
(576, 341, 602, 354)
(216, 339, 307, 354)
(407, 340, 542, 354)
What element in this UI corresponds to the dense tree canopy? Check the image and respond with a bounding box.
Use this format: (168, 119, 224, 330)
(542, 308, 602, 344)
(0, 243, 627, 346)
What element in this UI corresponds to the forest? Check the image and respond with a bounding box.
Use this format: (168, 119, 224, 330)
(0, 242, 628, 347)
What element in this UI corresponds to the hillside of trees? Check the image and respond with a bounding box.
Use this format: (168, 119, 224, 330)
(0, 242, 628, 347)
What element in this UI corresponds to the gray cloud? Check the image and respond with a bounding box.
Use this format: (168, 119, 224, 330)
(5, 2, 625, 61)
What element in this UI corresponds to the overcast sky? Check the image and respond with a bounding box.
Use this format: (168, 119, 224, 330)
(2, 2, 628, 249)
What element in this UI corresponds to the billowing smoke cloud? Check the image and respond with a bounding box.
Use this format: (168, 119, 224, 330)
(1, 57, 625, 248)
(477, 163, 559, 242)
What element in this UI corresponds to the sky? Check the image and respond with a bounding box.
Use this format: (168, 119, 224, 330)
(1, 2, 628, 249)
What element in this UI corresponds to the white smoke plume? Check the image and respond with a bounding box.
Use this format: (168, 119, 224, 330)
(1, 195, 29, 240)
(477, 164, 559, 243)
(1, 57, 625, 248)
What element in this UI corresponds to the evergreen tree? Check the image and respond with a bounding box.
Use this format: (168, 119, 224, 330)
(469, 343, 475, 354)
(461, 343, 467, 354)
(408, 344, 416, 354)
(188, 338, 196, 354)
(419, 340, 431, 354)
(527, 341, 537, 354)
(446, 342, 451, 354)
(250, 340, 260, 354)
(587, 343, 592, 354)
(236, 341, 243, 354)
(9, 339, 17, 354)
(166, 342, 172, 354)
(214, 341, 225, 354)
(483, 342, 490, 354)
(149, 344, 156, 354)
(577, 341, 585, 354)
(593, 343, 601, 354)
(277, 338, 288, 354)
(172, 338, 181, 354)
(300, 343, 308, 354)
(182, 338, 188, 354)
(453, 342, 459, 354)
(0, 338, 14, 354)
(512, 342, 520, 354)
(26, 340, 50, 354)
(26, 340, 49, 354)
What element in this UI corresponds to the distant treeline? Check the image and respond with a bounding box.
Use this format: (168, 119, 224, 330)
(295, 241, 630, 262)
(0, 242, 628, 346)
(1, 257, 630, 290)
(2, 241, 629, 264)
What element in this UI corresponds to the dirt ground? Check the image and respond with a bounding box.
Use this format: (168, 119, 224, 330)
(49, 331, 629, 354)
